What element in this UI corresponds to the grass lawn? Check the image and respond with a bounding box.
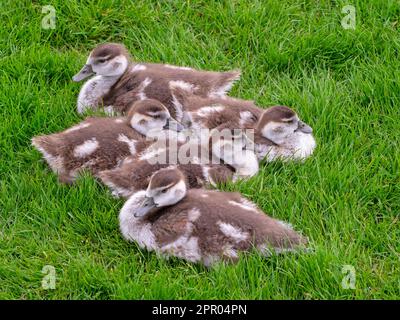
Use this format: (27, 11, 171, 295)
(0, 0, 399, 299)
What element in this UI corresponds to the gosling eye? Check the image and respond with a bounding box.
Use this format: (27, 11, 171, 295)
(97, 58, 107, 64)
(161, 189, 168, 194)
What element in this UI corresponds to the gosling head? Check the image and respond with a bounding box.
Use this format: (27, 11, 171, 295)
(127, 99, 184, 136)
(256, 106, 313, 145)
(209, 128, 259, 178)
(72, 43, 130, 82)
(134, 168, 187, 218)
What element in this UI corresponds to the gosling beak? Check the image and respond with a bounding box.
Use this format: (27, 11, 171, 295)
(134, 196, 156, 218)
(72, 64, 94, 82)
(163, 118, 184, 132)
(297, 120, 313, 134)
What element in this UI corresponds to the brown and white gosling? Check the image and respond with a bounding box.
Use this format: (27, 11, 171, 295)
(119, 168, 308, 266)
(97, 130, 259, 198)
(32, 99, 182, 184)
(72, 43, 240, 119)
(173, 89, 316, 162)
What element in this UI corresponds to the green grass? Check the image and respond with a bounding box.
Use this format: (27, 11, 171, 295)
(0, 0, 399, 299)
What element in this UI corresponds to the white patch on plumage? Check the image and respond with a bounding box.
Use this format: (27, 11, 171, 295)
(161, 236, 201, 263)
(164, 64, 193, 71)
(171, 94, 184, 123)
(169, 80, 199, 122)
(197, 105, 225, 117)
(228, 200, 257, 212)
(117, 134, 137, 154)
(188, 208, 201, 222)
(131, 64, 147, 72)
(209, 72, 240, 98)
(73, 138, 99, 158)
(122, 157, 134, 164)
(217, 221, 249, 242)
(240, 198, 259, 211)
(159, 208, 202, 263)
(169, 80, 198, 92)
(136, 77, 152, 100)
(65, 122, 91, 133)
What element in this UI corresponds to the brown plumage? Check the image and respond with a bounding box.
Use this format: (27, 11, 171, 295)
(173, 88, 262, 130)
(104, 63, 241, 118)
(32, 99, 179, 184)
(32, 118, 149, 183)
(97, 146, 235, 198)
(97, 129, 260, 198)
(119, 168, 308, 266)
(74, 43, 241, 118)
(172, 89, 316, 161)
